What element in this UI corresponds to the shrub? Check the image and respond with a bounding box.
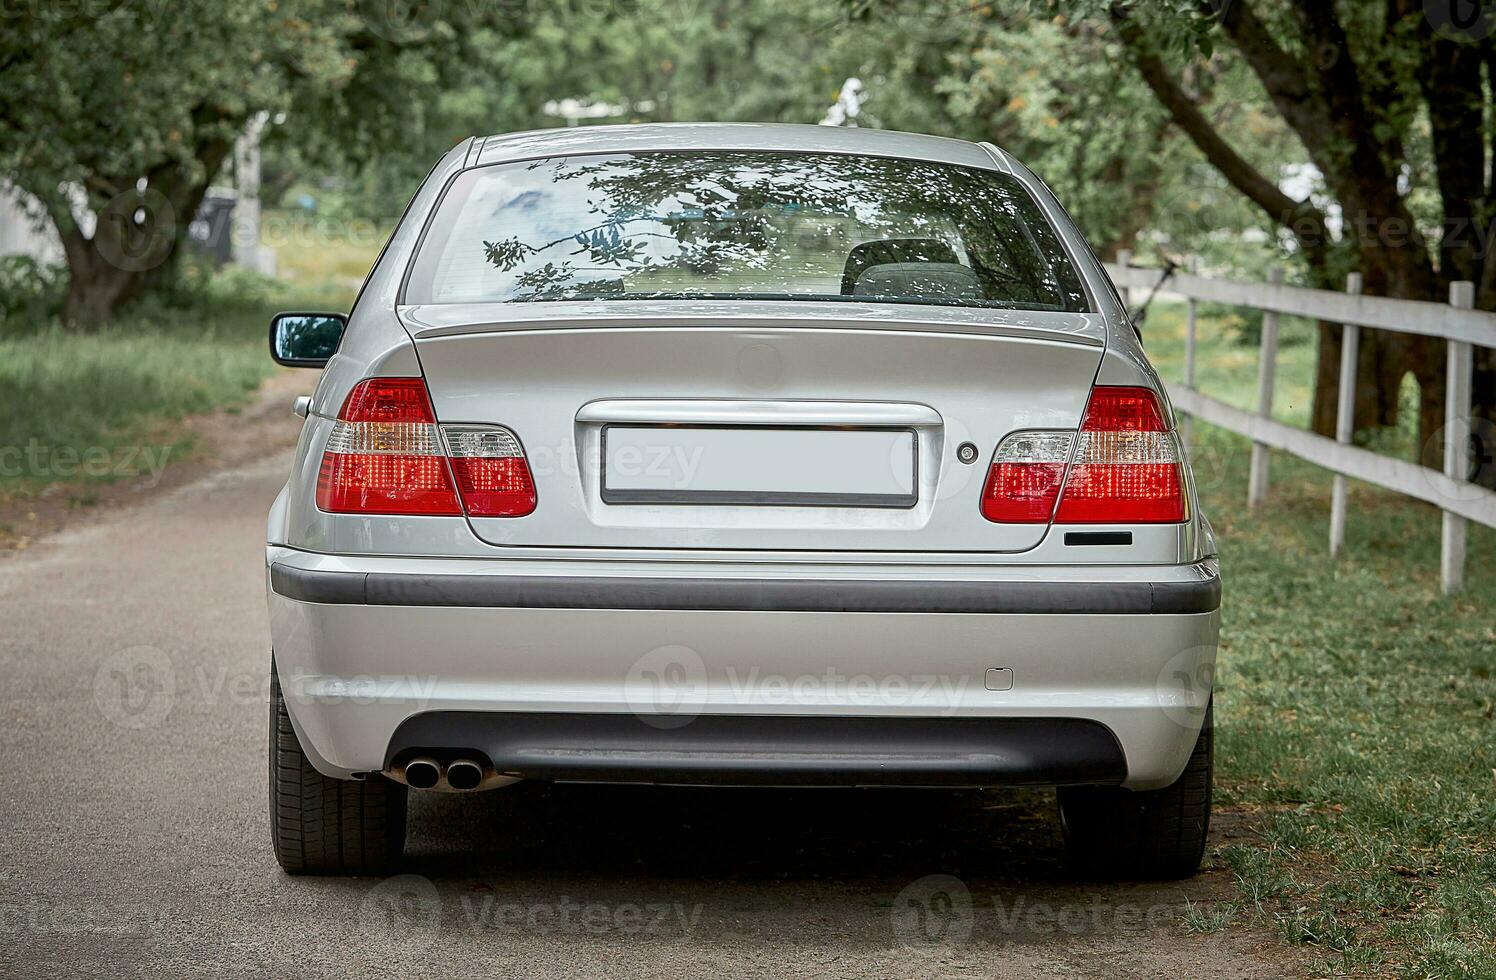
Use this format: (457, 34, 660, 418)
(0, 256, 66, 330)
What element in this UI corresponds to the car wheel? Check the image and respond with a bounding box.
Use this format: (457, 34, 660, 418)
(269, 660, 407, 875)
(1057, 702, 1212, 880)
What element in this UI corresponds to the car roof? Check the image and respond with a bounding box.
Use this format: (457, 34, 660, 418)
(468, 122, 1011, 172)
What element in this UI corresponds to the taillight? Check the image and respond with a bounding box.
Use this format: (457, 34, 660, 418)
(317, 378, 461, 515)
(980, 432, 1072, 523)
(443, 426, 537, 517)
(980, 385, 1186, 525)
(316, 378, 536, 518)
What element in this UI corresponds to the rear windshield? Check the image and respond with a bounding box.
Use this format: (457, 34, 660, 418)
(405, 151, 1089, 312)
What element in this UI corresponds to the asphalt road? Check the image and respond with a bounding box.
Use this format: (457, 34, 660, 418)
(0, 413, 1300, 978)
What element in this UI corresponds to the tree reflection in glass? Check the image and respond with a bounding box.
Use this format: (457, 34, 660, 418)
(273, 314, 344, 362)
(407, 152, 1088, 312)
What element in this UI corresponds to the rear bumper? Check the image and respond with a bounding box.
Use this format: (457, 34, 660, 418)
(266, 548, 1219, 790)
(386, 712, 1127, 787)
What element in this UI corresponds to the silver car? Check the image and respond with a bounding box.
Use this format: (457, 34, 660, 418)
(265, 123, 1219, 879)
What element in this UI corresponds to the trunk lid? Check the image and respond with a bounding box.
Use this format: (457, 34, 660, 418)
(402, 300, 1105, 553)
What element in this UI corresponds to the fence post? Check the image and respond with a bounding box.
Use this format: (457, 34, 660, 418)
(1329, 272, 1363, 557)
(1248, 267, 1284, 510)
(1441, 281, 1475, 594)
(1181, 256, 1198, 451)
(1115, 248, 1132, 309)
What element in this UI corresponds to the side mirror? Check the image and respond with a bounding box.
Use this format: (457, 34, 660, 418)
(269, 312, 346, 368)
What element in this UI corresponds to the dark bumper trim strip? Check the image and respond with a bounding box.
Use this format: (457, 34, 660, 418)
(270, 562, 1220, 615)
(385, 712, 1128, 787)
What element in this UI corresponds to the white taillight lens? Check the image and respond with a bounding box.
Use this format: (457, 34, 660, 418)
(1055, 429, 1184, 523)
(323, 420, 444, 456)
(442, 426, 537, 517)
(980, 386, 1187, 525)
(315, 379, 536, 518)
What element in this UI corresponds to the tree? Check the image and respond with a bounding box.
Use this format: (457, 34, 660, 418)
(0, 1, 524, 327)
(491, 0, 963, 133)
(1099, 0, 1494, 480)
(932, 6, 1261, 258)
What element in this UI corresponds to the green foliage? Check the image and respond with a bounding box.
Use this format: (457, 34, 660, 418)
(286, 0, 978, 223)
(0, 257, 66, 328)
(0, 264, 349, 499)
(2, 2, 336, 219)
(938, 6, 1172, 249)
(0, 0, 529, 323)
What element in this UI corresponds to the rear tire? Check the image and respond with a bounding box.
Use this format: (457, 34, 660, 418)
(1057, 703, 1212, 880)
(269, 661, 407, 875)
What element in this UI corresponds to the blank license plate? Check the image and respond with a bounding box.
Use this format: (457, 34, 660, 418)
(601, 426, 917, 507)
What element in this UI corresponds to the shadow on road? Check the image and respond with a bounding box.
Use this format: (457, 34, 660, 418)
(406, 782, 1067, 883)
(259, 779, 1279, 978)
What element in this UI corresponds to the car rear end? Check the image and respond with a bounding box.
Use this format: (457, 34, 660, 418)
(264, 125, 1219, 877)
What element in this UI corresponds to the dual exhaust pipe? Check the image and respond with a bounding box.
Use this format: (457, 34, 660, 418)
(400, 756, 487, 792)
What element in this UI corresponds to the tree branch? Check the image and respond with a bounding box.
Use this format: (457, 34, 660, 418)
(1287, 1, 1409, 212)
(1109, 3, 1333, 275)
(1212, 0, 1435, 296)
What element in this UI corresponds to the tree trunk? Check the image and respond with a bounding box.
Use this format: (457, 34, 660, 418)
(1472, 350, 1496, 489)
(1309, 324, 1414, 437)
(60, 252, 145, 326)
(51, 136, 232, 329)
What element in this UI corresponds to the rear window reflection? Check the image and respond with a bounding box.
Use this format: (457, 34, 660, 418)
(405, 151, 1089, 313)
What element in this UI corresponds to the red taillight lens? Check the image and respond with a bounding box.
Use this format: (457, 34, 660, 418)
(980, 386, 1186, 525)
(315, 379, 537, 518)
(1078, 385, 1168, 432)
(336, 376, 438, 424)
(317, 453, 463, 515)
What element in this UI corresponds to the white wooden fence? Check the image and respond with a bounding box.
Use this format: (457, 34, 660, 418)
(1107, 251, 1496, 594)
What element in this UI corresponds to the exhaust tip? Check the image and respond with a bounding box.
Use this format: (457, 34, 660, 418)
(445, 759, 484, 791)
(404, 757, 440, 789)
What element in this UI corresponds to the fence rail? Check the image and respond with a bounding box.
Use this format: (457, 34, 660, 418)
(1106, 252, 1496, 594)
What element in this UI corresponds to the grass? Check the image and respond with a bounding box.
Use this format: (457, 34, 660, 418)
(1145, 299, 1496, 979)
(264, 208, 391, 290)
(0, 259, 358, 506)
